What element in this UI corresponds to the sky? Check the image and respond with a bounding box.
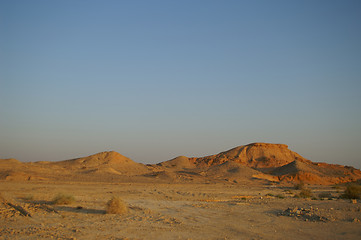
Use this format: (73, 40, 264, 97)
(1, 0, 361, 169)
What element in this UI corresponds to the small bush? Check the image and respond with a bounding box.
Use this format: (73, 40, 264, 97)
(265, 193, 274, 197)
(294, 182, 305, 190)
(297, 188, 313, 198)
(52, 193, 75, 205)
(106, 197, 128, 215)
(342, 184, 361, 199)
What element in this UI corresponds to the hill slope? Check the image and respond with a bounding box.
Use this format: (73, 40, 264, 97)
(52, 151, 149, 175)
(189, 143, 308, 171)
(1, 144, 361, 185)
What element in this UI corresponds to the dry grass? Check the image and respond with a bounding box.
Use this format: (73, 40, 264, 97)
(342, 184, 361, 199)
(295, 188, 313, 198)
(52, 193, 75, 205)
(106, 196, 128, 215)
(294, 182, 305, 190)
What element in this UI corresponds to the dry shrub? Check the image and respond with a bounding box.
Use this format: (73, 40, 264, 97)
(294, 182, 305, 190)
(106, 196, 128, 215)
(294, 188, 313, 198)
(342, 184, 361, 199)
(299, 188, 313, 198)
(52, 193, 75, 205)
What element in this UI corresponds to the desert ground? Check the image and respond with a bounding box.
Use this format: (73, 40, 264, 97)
(1, 181, 360, 240)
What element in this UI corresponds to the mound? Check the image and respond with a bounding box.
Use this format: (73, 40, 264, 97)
(271, 160, 321, 176)
(0, 170, 46, 181)
(191, 143, 308, 171)
(206, 161, 263, 182)
(53, 151, 149, 176)
(0, 158, 21, 165)
(157, 156, 196, 170)
(271, 160, 361, 185)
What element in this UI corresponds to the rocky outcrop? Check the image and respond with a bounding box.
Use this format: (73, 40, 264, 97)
(190, 143, 308, 171)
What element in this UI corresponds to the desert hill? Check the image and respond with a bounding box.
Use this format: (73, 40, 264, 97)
(154, 143, 361, 185)
(1, 143, 361, 185)
(50, 151, 149, 175)
(156, 156, 196, 170)
(188, 143, 308, 171)
(271, 160, 361, 184)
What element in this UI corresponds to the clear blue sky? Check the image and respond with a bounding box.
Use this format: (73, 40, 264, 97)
(1, 0, 361, 169)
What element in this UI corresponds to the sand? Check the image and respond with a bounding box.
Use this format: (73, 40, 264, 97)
(1, 181, 360, 240)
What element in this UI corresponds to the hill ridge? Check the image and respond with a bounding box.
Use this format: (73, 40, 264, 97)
(1, 143, 361, 185)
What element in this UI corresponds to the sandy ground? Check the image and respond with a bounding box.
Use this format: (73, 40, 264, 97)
(0, 181, 360, 240)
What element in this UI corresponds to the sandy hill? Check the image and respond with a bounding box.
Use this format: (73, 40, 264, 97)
(155, 143, 361, 185)
(189, 143, 308, 171)
(271, 160, 361, 184)
(51, 151, 149, 176)
(205, 161, 265, 183)
(1, 144, 361, 185)
(157, 156, 196, 170)
(0, 152, 150, 181)
(0, 158, 21, 165)
(0, 158, 48, 181)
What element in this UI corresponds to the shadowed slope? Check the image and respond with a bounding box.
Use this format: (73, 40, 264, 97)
(157, 156, 196, 170)
(271, 160, 361, 184)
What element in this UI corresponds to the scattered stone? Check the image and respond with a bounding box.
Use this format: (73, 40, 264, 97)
(279, 207, 329, 222)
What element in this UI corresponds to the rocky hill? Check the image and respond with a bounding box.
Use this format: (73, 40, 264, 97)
(1, 143, 361, 185)
(189, 143, 308, 170)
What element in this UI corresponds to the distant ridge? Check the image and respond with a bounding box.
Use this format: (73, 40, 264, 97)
(1, 143, 361, 185)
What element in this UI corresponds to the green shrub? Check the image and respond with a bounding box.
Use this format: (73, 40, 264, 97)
(52, 193, 75, 205)
(106, 197, 128, 215)
(342, 184, 361, 199)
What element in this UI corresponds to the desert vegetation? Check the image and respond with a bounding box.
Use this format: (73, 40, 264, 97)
(52, 193, 75, 205)
(106, 196, 128, 215)
(341, 184, 361, 199)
